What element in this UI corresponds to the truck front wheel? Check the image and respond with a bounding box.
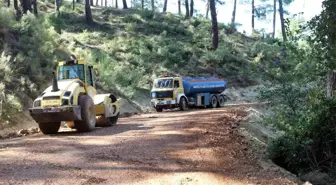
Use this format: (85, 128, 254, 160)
(179, 97, 188, 111)
(38, 122, 61, 134)
(155, 107, 163, 112)
(74, 95, 96, 132)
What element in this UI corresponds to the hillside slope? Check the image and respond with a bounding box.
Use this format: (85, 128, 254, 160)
(0, 1, 278, 127)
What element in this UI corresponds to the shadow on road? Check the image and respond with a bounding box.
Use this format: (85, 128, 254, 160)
(0, 108, 297, 185)
(48, 123, 154, 137)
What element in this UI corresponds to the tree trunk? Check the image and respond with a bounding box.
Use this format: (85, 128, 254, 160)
(252, 0, 255, 31)
(272, 0, 276, 38)
(231, 0, 237, 26)
(278, 0, 287, 41)
(210, 0, 218, 49)
(115, 0, 118, 8)
(205, 0, 209, 19)
(85, 0, 93, 24)
(326, 71, 336, 97)
(101, 0, 103, 6)
(22, 0, 31, 14)
(55, 0, 62, 15)
(14, 0, 21, 19)
(55, 0, 59, 14)
(105, 0, 107, 6)
(185, 0, 189, 18)
(141, 0, 144, 9)
(151, 0, 154, 11)
(7, 0, 10, 7)
(190, 0, 193, 17)
(32, 0, 37, 15)
(178, 0, 181, 15)
(163, 0, 168, 12)
(73, 0, 75, 10)
(14, 0, 18, 9)
(90, 0, 93, 6)
(95, 0, 98, 6)
(122, 0, 127, 8)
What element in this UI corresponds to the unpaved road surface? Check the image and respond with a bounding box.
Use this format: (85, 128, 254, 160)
(0, 108, 297, 185)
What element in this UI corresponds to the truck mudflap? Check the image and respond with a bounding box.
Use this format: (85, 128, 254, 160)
(29, 106, 81, 123)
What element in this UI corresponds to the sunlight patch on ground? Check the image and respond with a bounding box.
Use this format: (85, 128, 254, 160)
(149, 130, 190, 135)
(118, 172, 249, 185)
(78, 138, 113, 146)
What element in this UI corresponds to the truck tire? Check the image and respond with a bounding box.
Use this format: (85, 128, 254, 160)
(38, 122, 61, 134)
(218, 95, 225, 107)
(155, 107, 163, 112)
(210, 96, 218, 108)
(74, 95, 96, 132)
(179, 97, 188, 111)
(101, 113, 119, 127)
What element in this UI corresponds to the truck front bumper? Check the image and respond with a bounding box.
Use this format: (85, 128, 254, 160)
(29, 106, 82, 123)
(151, 99, 176, 108)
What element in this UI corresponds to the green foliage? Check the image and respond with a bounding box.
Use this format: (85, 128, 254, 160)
(308, 0, 336, 70)
(268, 96, 336, 175)
(260, 1, 336, 179)
(0, 7, 65, 124)
(268, 134, 309, 173)
(123, 14, 144, 23)
(0, 53, 23, 122)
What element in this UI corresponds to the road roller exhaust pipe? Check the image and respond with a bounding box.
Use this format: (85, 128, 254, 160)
(51, 72, 59, 92)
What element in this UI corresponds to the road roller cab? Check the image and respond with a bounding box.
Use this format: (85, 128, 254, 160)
(29, 57, 120, 134)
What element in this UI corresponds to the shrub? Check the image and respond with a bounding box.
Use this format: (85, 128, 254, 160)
(122, 14, 143, 23)
(125, 23, 136, 32)
(139, 10, 154, 20)
(0, 53, 23, 122)
(268, 95, 336, 175)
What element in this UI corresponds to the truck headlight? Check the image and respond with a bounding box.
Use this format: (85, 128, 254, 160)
(151, 92, 156, 98)
(33, 100, 41, 107)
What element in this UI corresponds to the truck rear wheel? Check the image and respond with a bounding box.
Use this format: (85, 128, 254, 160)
(38, 122, 61, 134)
(75, 95, 96, 132)
(218, 95, 225, 107)
(179, 97, 188, 111)
(210, 96, 218, 108)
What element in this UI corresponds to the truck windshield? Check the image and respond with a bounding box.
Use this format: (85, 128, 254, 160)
(57, 64, 85, 81)
(153, 79, 173, 88)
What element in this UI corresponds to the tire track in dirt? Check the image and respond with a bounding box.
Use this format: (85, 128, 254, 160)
(0, 107, 299, 185)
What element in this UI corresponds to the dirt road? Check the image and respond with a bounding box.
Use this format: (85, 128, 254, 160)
(0, 108, 298, 185)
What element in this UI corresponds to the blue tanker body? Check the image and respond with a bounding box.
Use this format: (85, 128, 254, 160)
(182, 77, 227, 96)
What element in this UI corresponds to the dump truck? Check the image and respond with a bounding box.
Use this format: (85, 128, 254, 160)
(150, 76, 227, 112)
(29, 57, 120, 134)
